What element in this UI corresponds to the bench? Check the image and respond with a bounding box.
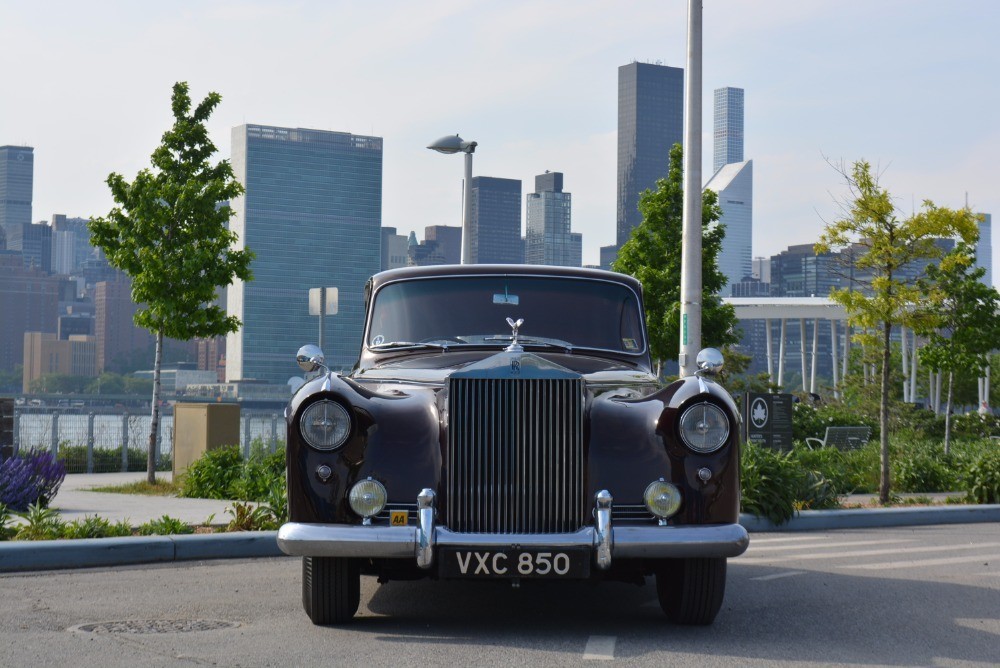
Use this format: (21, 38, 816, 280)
(805, 426, 872, 451)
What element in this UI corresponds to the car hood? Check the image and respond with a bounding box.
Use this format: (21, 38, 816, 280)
(351, 349, 657, 388)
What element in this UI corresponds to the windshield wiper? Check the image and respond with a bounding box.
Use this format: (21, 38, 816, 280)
(483, 336, 574, 353)
(369, 341, 449, 351)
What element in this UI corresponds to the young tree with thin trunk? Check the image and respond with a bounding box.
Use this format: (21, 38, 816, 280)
(89, 82, 254, 484)
(815, 160, 979, 503)
(613, 143, 738, 374)
(917, 241, 1000, 454)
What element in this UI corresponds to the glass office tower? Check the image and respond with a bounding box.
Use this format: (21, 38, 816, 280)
(227, 125, 382, 383)
(616, 62, 684, 248)
(525, 171, 581, 267)
(713, 87, 744, 174)
(705, 160, 753, 292)
(0, 146, 34, 248)
(470, 176, 522, 264)
(976, 213, 992, 286)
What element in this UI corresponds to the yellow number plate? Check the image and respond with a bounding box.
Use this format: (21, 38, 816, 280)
(390, 511, 408, 526)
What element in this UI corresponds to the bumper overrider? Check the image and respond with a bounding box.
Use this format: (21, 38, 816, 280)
(277, 489, 749, 570)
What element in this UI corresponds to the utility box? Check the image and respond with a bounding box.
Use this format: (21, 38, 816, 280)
(172, 402, 240, 478)
(0, 398, 13, 461)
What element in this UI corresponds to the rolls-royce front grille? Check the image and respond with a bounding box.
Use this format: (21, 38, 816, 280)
(446, 377, 585, 533)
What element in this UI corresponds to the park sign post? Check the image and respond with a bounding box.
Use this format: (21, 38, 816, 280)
(743, 392, 795, 451)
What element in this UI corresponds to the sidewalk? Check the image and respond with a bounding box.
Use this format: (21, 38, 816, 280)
(2, 473, 999, 573)
(50, 472, 233, 527)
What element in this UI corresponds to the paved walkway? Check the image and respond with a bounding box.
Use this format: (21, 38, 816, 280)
(45, 472, 236, 526)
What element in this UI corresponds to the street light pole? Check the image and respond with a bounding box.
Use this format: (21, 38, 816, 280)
(679, 0, 703, 376)
(428, 134, 478, 264)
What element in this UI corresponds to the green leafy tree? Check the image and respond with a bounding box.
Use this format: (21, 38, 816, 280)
(613, 143, 739, 373)
(917, 241, 1000, 454)
(0, 365, 22, 393)
(89, 82, 254, 484)
(85, 373, 125, 396)
(815, 160, 979, 503)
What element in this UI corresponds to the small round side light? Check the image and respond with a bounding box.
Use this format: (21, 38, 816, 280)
(644, 480, 682, 519)
(348, 478, 387, 519)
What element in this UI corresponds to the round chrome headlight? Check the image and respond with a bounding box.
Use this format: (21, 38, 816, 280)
(349, 478, 387, 519)
(678, 402, 730, 453)
(644, 480, 682, 519)
(300, 400, 351, 451)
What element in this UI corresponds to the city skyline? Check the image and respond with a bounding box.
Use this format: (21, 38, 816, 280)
(2, 1, 998, 276)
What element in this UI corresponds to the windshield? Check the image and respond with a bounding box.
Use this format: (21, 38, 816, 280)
(367, 276, 645, 355)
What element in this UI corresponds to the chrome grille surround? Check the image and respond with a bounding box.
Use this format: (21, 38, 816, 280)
(446, 376, 585, 534)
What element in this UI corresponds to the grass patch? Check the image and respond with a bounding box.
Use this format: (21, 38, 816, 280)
(88, 480, 179, 496)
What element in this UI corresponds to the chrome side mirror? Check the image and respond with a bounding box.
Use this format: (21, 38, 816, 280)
(695, 348, 724, 377)
(296, 344, 327, 373)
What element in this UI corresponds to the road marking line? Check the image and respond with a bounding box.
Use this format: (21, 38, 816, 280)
(843, 554, 998, 570)
(583, 635, 616, 661)
(748, 535, 830, 544)
(751, 539, 913, 553)
(738, 541, 1000, 565)
(751, 570, 806, 581)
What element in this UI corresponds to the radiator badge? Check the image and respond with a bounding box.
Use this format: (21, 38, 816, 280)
(510, 358, 521, 375)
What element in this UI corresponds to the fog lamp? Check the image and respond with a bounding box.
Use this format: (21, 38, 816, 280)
(644, 480, 682, 519)
(349, 478, 387, 520)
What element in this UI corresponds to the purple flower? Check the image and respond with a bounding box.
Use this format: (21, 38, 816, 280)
(0, 450, 66, 512)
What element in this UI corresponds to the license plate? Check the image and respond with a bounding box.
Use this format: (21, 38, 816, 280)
(440, 548, 590, 579)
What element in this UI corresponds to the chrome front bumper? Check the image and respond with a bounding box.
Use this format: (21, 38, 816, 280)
(277, 489, 749, 570)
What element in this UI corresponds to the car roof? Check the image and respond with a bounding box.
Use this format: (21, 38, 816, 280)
(370, 264, 643, 293)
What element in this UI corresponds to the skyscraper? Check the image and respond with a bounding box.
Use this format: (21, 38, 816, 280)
(227, 125, 383, 383)
(713, 87, 744, 173)
(705, 160, 753, 292)
(6, 221, 52, 272)
(470, 176, 522, 264)
(976, 212, 992, 286)
(0, 146, 33, 249)
(525, 171, 581, 267)
(616, 62, 684, 248)
(381, 227, 409, 271)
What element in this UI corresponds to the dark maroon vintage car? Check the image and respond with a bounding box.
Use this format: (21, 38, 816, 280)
(277, 265, 748, 625)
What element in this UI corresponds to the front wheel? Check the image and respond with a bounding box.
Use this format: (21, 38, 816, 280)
(655, 557, 727, 625)
(302, 556, 360, 625)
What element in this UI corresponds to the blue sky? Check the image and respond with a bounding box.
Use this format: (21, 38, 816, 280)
(2, 1, 998, 272)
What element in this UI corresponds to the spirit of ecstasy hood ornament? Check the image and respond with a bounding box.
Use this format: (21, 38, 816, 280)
(506, 317, 524, 352)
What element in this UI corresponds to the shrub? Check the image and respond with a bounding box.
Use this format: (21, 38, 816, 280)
(741, 443, 804, 525)
(14, 502, 64, 540)
(0, 503, 13, 540)
(225, 501, 276, 531)
(893, 441, 959, 493)
(178, 445, 244, 500)
(180, 445, 286, 504)
(230, 449, 286, 502)
(964, 447, 1000, 504)
(137, 515, 193, 535)
(61, 515, 134, 539)
(59, 445, 170, 474)
(0, 450, 66, 511)
(950, 412, 1000, 439)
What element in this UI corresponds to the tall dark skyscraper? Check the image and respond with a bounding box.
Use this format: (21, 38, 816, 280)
(0, 146, 34, 249)
(616, 62, 684, 248)
(470, 176, 522, 264)
(227, 125, 383, 382)
(713, 87, 744, 173)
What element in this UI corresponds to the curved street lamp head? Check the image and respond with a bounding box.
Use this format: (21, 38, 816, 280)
(427, 134, 477, 154)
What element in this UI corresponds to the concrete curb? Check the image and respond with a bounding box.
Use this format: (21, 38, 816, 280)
(739, 504, 1000, 532)
(0, 531, 281, 573)
(3, 506, 1000, 573)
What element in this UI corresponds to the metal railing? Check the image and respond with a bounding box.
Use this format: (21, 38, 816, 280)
(10, 408, 286, 473)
